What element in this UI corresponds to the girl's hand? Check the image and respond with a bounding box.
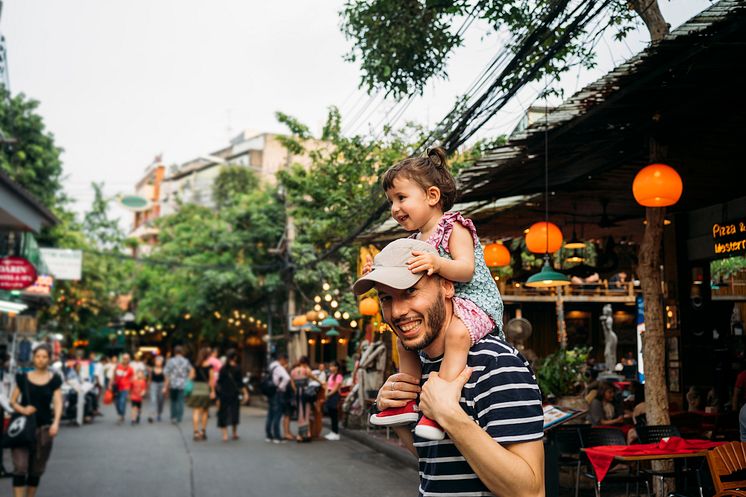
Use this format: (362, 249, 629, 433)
(362, 255, 373, 275)
(49, 423, 59, 438)
(408, 251, 441, 276)
(209, 390, 216, 400)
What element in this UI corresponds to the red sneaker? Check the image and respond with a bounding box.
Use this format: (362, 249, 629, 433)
(414, 416, 445, 440)
(369, 400, 419, 426)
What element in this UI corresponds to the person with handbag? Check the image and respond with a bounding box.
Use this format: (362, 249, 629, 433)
(324, 361, 344, 441)
(216, 349, 248, 442)
(290, 356, 322, 443)
(7, 343, 62, 497)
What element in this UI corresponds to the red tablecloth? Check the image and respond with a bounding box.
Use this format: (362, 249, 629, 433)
(585, 437, 723, 483)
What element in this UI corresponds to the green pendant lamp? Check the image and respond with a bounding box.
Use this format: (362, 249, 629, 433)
(525, 101, 569, 289)
(325, 328, 340, 337)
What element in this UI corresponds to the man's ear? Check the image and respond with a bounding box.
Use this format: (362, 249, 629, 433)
(439, 277, 455, 299)
(426, 186, 441, 207)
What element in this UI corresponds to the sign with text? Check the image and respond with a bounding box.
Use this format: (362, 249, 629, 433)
(40, 248, 82, 280)
(712, 218, 746, 257)
(0, 257, 38, 290)
(23, 274, 54, 297)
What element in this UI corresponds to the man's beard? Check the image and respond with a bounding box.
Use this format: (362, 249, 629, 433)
(398, 290, 446, 352)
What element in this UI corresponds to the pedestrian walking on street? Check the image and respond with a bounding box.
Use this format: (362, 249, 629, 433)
(163, 346, 193, 424)
(264, 353, 291, 443)
(187, 347, 216, 441)
(324, 361, 343, 441)
(103, 355, 117, 392)
(8, 344, 63, 497)
(291, 356, 319, 442)
(111, 353, 134, 425)
(148, 355, 166, 423)
(216, 349, 248, 442)
(130, 370, 147, 425)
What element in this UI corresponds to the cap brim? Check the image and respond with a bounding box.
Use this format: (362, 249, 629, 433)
(352, 266, 423, 296)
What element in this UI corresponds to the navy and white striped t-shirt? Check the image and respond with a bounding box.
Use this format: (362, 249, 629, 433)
(415, 334, 543, 497)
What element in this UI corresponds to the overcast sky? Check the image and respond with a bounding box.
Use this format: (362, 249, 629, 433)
(4, 0, 711, 230)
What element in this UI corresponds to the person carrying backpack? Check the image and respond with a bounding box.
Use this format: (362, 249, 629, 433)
(264, 353, 290, 443)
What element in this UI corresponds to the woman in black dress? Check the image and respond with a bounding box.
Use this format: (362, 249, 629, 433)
(9, 343, 62, 497)
(216, 349, 248, 442)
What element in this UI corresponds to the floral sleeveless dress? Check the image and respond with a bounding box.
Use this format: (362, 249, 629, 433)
(420, 212, 505, 343)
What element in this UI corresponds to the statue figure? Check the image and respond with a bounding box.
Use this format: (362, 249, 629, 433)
(601, 304, 618, 372)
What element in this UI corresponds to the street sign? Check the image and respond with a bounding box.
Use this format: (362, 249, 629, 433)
(0, 256, 38, 290)
(40, 248, 82, 280)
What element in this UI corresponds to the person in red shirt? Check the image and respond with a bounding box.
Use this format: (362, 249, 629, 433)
(130, 370, 147, 425)
(109, 353, 134, 424)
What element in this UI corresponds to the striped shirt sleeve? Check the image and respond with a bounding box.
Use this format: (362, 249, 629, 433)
(471, 345, 544, 443)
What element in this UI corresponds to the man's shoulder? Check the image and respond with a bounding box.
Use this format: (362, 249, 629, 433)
(468, 335, 527, 366)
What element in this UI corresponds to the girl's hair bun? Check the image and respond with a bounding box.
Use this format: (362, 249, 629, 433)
(426, 146, 448, 169)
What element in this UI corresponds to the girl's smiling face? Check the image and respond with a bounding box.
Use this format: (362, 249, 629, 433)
(386, 177, 439, 232)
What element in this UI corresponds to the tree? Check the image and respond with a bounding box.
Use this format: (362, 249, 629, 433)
(132, 169, 286, 344)
(212, 164, 260, 210)
(43, 184, 134, 342)
(0, 87, 65, 212)
(341, 0, 662, 99)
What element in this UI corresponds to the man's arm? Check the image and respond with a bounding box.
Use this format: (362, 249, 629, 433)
(421, 369, 544, 497)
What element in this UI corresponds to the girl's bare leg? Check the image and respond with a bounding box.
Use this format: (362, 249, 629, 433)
(437, 317, 471, 381)
(396, 338, 422, 379)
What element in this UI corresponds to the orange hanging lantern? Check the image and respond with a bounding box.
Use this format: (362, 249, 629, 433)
(291, 315, 307, 327)
(632, 163, 683, 207)
(483, 242, 510, 267)
(359, 297, 379, 316)
(525, 222, 563, 254)
(305, 310, 319, 322)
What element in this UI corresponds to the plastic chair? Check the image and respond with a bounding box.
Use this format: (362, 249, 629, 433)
(705, 441, 746, 497)
(582, 428, 651, 497)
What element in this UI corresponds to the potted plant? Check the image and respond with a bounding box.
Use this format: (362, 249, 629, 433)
(536, 346, 591, 409)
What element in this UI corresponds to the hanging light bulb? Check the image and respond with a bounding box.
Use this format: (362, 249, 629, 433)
(314, 295, 321, 303)
(322, 282, 331, 291)
(314, 304, 321, 311)
(342, 312, 350, 320)
(350, 320, 358, 328)
(334, 311, 342, 319)
(331, 300, 338, 308)
(324, 294, 332, 302)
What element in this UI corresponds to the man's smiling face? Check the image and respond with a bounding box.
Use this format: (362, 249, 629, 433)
(375, 275, 452, 352)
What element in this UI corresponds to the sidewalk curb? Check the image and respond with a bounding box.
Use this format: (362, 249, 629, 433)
(328, 421, 419, 471)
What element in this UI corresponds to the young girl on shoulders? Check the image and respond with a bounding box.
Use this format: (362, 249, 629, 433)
(368, 147, 504, 440)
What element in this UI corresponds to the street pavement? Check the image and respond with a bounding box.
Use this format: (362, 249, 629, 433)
(2, 404, 418, 497)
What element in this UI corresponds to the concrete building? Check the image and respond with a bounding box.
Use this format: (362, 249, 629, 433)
(129, 130, 322, 245)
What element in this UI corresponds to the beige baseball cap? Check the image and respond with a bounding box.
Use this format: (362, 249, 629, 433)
(352, 238, 438, 295)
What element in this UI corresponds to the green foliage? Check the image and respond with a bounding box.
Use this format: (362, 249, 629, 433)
(340, 0, 643, 98)
(341, 0, 462, 97)
(0, 87, 65, 211)
(711, 256, 746, 282)
(43, 185, 135, 341)
(212, 165, 260, 210)
(131, 176, 286, 342)
(536, 346, 591, 398)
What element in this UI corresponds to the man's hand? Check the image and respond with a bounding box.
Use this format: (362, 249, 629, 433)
(376, 373, 421, 410)
(419, 367, 472, 426)
(407, 251, 441, 276)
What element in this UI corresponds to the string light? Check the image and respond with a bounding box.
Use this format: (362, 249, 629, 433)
(324, 294, 332, 302)
(350, 320, 358, 328)
(314, 295, 322, 303)
(322, 283, 330, 291)
(330, 300, 338, 308)
(342, 312, 350, 320)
